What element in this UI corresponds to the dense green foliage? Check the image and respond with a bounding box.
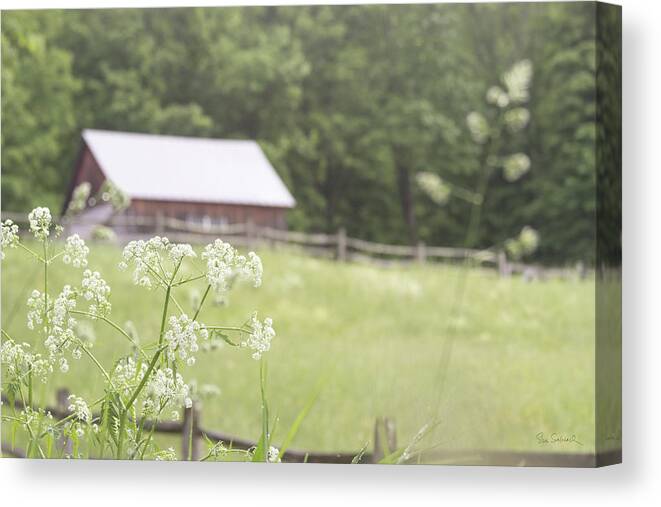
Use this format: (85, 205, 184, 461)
(1, 3, 602, 263)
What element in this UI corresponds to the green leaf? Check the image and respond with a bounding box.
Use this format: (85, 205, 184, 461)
(278, 375, 325, 459)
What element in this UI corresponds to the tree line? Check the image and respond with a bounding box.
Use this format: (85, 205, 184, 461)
(1, 3, 607, 263)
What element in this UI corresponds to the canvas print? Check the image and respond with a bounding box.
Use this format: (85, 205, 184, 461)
(0, 1, 621, 466)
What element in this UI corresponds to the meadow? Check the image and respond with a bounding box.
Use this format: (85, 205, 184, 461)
(1, 239, 596, 458)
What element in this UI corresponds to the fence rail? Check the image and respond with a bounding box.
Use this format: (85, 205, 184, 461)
(1, 390, 620, 467)
(2, 210, 589, 279)
(1, 389, 386, 463)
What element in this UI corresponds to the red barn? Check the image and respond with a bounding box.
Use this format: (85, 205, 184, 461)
(64, 129, 296, 230)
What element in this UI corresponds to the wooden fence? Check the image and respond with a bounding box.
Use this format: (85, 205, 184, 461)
(0, 389, 395, 463)
(1, 389, 620, 467)
(1, 211, 587, 279)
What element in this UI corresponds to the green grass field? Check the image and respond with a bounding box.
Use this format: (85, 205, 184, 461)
(1, 240, 596, 457)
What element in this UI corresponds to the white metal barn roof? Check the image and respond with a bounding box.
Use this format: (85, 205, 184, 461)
(82, 129, 296, 208)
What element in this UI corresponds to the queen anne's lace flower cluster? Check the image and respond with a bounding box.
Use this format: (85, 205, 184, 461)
(240, 252, 263, 287)
(26, 289, 47, 331)
(466, 111, 489, 144)
(81, 269, 111, 318)
(44, 323, 76, 368)
(1, 219, 19, 260)
(68, 394, 92, 424)
(169, 243, 196, 264)
(416, 172, 451, 205)
(28, 207, 52, 241)
(143, 367, 192, 419)
(164, 314, 209, 366)
(119, 236, 170, 287)
(486, 85, 510, 108)
(0, 340, 51, 383)
(505, 226, 540, 260)
(63, 234, 90, 268)
(41, 286, 78, 371)
(119, 237, 195, 288)
(503, 153, 531, 182)
(113, 357, 148, 396)
(52, 285, 77, 329)
(242, 313, 275, 360)
(202, 239, 263, 293)
(67, 394, 93, 437)
(504, 107, 530, 132)
(502, 59, 532, 103)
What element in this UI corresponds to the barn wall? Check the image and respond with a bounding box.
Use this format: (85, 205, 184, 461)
(129, 199, 288, 229)
(63, 144, 107, 212)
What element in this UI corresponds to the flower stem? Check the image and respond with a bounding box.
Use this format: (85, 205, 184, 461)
(193, 284, 211, 321)
(69, 310, 148, 360)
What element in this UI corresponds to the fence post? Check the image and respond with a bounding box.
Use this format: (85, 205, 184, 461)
(372, 417, 397, 463)
(181, 403, 200, 461)
(416, 241, 427, 264)
(56, 388, 73, 456)
(336, 227, 347, 262)
(497, 250, 511, 278)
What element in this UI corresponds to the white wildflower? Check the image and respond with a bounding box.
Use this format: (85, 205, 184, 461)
(485, 85, 509, 108)
(241, 313, 275, 360)
(416, 172, 451, 205)
(244, 252, 263, 287)
(26, 289, 46, 331)
(144, 368, 192, 418)
(505, 226, 540, 260)
(81, 269, 111, 318)
(52, 285, 77, 329)
(268, 446, 281, 463)
(503, 153, 531, 182)
(68, 395, 92, 424)
(45, 322, 76, 360)
(164, 314, 209, 366)
(202, 240, 235, 293)
(63, 234, 90, 268)
(44, 285, 78, 361)
(28, 207, 52, 241)
(120, 237, 192, 288)
(0, 340, 51, 383)
(519, 226, 540, 254)
(113, 357, 148, 396)
(169, 243, 196, 264)
(502, 59, 533, 103)
(202, 239, 263, 293)
(504, 107, 530, 132)
(1, 219, 19, 260)
(59, 357, 69, 373)
(466, 111, 489, 144)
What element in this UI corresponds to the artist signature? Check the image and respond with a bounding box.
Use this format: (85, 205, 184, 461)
(536, 432, 583, 446)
